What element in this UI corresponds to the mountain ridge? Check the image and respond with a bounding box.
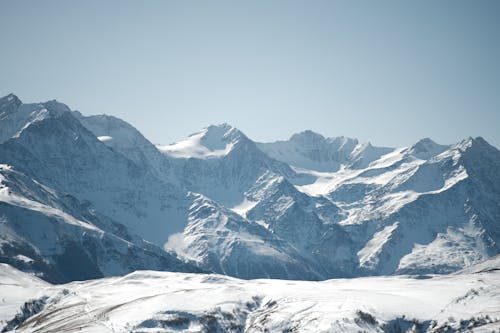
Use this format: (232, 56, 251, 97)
(0, 93, 499, 283)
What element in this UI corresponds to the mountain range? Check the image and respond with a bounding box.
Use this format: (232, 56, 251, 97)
(1, 93, 499, 283)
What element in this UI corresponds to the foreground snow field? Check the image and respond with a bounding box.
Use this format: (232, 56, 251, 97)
(1, 257, 499, 333)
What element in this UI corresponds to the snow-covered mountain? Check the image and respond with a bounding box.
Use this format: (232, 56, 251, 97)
(0, 95, 200, 282)
(257, 130, 393, 171)
(159, 121, 499, 278)
(1, 257, 499, 332)
(294, 136, 500, 275)
(157, 123, 301, 207)
(1, 93, 499, 283)
(166, 192, 325, 280)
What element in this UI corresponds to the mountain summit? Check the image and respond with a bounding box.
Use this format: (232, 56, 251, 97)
(156, 123, 246, 159)
(257, 131, 392, 171)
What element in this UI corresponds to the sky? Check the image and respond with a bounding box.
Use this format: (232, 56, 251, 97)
(1, 0, 499, 147)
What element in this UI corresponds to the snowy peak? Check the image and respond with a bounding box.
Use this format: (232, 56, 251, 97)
(257, 130, 389, 172)
(72, 111, 157, 153)
(0, 94, 70, 117)
(290, 130, 358, 149)
(412, 137, 440, 149)
(455, 136, 496, 154)
(289, 130, 328, 144)
(453, 136, 500, 193)
(41, 99, 72, 114)
(439, 136, 500, 169)
(203, 123, 244, 148)
(157, 123, 248, 159)
(408, 137, 449, 160)
(0, 96, 75, 143)
(160, 124, 299, 207)
(0, 93, 22, 115)
(348, 142, 394, 169)
(73, 111, 140, 140)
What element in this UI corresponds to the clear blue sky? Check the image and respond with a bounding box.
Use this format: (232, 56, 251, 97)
(1, 0, 499, 147)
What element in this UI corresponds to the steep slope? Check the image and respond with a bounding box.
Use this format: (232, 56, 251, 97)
(392, 137, 500, 274)
(167, 193, 324, 280)
(1, 258, 499, 333)
(0, 94, 39, 143)
(0, 164, 199, 283)
(244, 172, 357, 277)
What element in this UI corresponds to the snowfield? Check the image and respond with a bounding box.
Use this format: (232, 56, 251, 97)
(1, 257, 499, 333)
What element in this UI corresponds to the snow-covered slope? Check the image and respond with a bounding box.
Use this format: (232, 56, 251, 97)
(1, 258, 499, 333)
(0, 163, 199, 283)
(0, 94, 51, 143)
(157, 123, 241, 159)
(166, 193, 325, 280)
(0, 264, 52, 331)
(244, 172, 357, 277)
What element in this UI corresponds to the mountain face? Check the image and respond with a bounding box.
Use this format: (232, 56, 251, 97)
(0, 95, 199, 282)
(0, 93, 499, 282)
(157, 124, 301, 207)
(0, 160, 199, 284)
(71, 111, 175, 183)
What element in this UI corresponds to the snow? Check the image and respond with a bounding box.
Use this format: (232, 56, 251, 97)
(358, 222, 399, 269)
(0, 263, 499, 332)
(14, 255, 34, 263)
(231, 198, 258, 217)
(292, 166, 355, 196)
(156, 127, 236, 159)
(0, 264, 51, 328)
(408, 138, 449, 160)
(97, 135, 113, 142)
(0, 103, 51, 143)
(0, 190, 101, 232)
(397, 224, 489, 273)
(257, 131, 359, 172)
